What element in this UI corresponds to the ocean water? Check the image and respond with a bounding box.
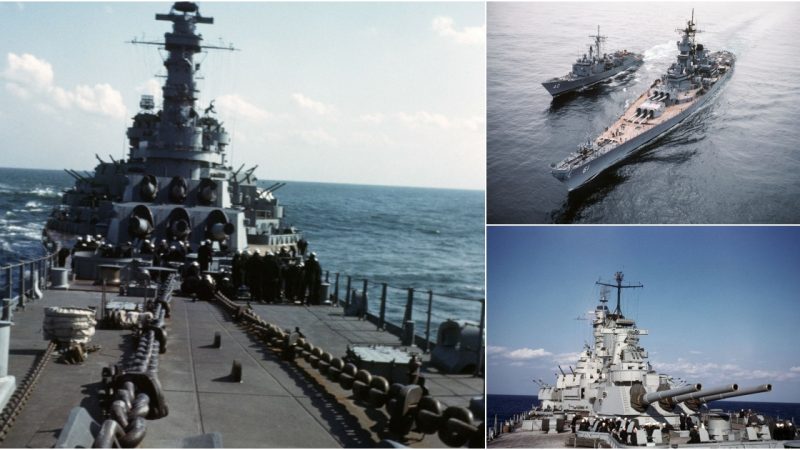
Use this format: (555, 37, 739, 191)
(487, 394, 800, 425)
(0, 167, 484, 329)
(487, 2, 800, 223)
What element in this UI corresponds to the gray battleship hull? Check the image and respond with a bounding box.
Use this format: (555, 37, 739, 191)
(542, 56, 642, 97)
(552, 68, 733, 191)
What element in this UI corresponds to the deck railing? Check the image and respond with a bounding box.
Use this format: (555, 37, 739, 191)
(324, 270, 485, 363)
(0, 252, 58, 310)
(0, 255, 485, 374)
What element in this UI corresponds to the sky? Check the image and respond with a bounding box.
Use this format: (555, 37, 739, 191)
(488, 226, 800, 402)
(0, 2, 485, 190)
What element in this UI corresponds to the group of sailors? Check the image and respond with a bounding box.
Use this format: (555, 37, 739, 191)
(230, 247, 323, 304)
(772, 420, 798, 440)
(62, 234, 323, 304)
(737, 410, 799, 440)
(571, 416, 671, 446)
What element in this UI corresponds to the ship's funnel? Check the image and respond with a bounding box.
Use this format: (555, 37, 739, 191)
(673, 384, 737, 403)
(632, 383, 701, 412)
(697, 384, 772, 403)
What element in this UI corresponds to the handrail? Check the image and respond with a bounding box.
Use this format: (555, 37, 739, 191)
(1, 251, 58, 308)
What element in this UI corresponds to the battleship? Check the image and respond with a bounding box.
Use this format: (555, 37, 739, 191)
(551, 11, 735, 191)
(0, 3, 484, 448)
(488, 272, 795, 448)
(541, 26, 643, 97)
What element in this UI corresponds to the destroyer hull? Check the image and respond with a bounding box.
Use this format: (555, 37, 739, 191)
(542, 57, 642, 96)
(552, 68, 732, 191)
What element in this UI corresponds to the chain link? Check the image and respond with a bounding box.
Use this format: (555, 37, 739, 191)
(212, 290, 484, 447)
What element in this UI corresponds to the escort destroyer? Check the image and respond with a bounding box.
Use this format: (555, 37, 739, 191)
(542, 26, 643, 97)
(551, 11, 735, 191)
(488, 272, 792, 448)
(0, 2, 484, 448)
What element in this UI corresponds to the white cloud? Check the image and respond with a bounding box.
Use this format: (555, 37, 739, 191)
(396, 111, 451, 129)
(297, 128, 338, 147)
(2, 52, 125, 119)
(689, 350, 703, 355)
(216, 94, 271, 122)
(507, 348, 552, 360)
(292, 93, 336, 115)
(553, 352, 581, 365)
(653, 359, 800, 382)
(489, 346, 552, 361)
(432, 16, 486, 46)
(359, 113, 385, 124)
(487, 345, 509, 355)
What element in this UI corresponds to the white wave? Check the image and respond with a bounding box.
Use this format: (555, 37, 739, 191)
(30, 187, 60, 197)
(644, 41, 678, 62)
(25, 200, 43, 208)
(4, 224, 42, 241)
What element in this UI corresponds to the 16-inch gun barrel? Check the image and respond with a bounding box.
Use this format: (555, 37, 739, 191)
(642, 383, 702, 405)
(698, 384, 772, 403)
(673, 384, 738, 403)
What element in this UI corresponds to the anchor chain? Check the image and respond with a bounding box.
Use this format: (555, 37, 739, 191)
(212, 290, 484, 448)
(94, 274, 175, 448)
(0, 341, 56, 441)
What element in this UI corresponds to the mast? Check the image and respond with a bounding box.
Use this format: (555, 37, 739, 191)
(596, 271, 643, 317)
(128, 2, 237, 167)
(589, 25, 607, 58)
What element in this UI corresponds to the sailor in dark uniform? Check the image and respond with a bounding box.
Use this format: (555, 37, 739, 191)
(688, 426, 700, 443)
(297, 237, 308, 256)
(304, 252, 322, 304)
(246, 250, 263, 302)
(197, 240, 212, 272)
(232, 250, 243, 288)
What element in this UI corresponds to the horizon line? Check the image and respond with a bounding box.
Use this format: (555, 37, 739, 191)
(0, 165, 485, 193)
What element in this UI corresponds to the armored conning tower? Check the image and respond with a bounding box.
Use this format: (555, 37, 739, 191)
(46, 2, 303, 276)
(538, 272, 772, 428)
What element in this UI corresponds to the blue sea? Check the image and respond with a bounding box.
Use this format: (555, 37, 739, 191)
(0, 167, 485, 330)
(488, 394, 800, 425)
(487, 2, 800, 223)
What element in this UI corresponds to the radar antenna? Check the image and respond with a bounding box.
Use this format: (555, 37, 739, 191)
(589, 25, 607, 59)
(676, 8, 703, 43)
(596, 271, 643, 317)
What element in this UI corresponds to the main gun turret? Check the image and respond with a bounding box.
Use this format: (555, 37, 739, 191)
(631, 383, 701, 412)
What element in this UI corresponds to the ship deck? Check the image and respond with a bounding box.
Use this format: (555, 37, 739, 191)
(1, 284, 483, 448)
(488, 430, 787, 449)
(594, 85, 701, 150)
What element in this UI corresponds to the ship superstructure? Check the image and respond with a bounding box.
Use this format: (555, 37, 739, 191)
(537, 272, 771, 429)
(46, 2, 300, 274)
(542, 26, 643, 97)
(551, 11, 735, 191)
